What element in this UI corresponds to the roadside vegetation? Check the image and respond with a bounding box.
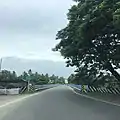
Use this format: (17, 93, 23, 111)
(0, 69, 65, 86)
(54, 0, 120, 87)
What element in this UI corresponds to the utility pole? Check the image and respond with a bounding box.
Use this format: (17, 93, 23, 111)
(0, 58, 2, 72)
(27, 79, 30, 92)
(27, 75, 31, 92)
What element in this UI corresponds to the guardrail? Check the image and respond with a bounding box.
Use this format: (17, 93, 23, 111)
(19, 86, 27, 94)
(88, 86, 120, 95)
(0, 88, 20, 95)
(35, 84, 58, 91)
(69, 84, 120, 95)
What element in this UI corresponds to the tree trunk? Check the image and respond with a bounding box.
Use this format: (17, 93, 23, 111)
(106, 62, 120, 82)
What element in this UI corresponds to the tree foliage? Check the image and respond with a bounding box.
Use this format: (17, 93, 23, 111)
(0, 70, 18, 81)
(0, 69, 65, 85)
(68, 71, 118, 87)
(54, 0, 120, 81)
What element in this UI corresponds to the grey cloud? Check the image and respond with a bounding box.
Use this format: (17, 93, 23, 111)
(0, 0, 73, 35)
(2, 57, 74, 77)
(0, 0, 74, 62)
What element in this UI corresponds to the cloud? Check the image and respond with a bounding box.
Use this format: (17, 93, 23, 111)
(0, 0, 73, 35)
(0, 0, 73, 60)
(2, 57, 74, 77)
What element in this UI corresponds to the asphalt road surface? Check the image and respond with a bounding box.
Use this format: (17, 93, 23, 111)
(0, 85, 120, 120)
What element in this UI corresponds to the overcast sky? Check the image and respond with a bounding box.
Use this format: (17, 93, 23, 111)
(0, 0, 73, 61)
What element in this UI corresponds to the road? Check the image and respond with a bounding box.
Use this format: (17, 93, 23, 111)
(0, 85, 120, 120)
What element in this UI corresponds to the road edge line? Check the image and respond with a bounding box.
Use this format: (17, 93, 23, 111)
(0, 92, 41, 108)
(69, 86, 120, 107)
(0, 86, 58, 108)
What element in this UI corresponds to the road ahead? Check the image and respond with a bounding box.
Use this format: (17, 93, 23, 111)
(0, 86, 120, 120)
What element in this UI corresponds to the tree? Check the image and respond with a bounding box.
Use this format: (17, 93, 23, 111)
(58, 77, 65, 84)
(12, 71, 17, 80)
(0, 69, 65, 86)
(0, 70, 18, 81)
(68, 74, 76, 84)
(23, 71, 28, 79)
(68, 66, 98, 85)
(44, 73, 49, 83)
(34, 72, 39, 82)
(49, 74, 57, 84)
(28, 69, 32, 76)
(54, 0, 120, 82)
(75, 67, 95, 85)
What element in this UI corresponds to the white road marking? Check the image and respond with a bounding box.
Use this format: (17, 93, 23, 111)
(0, 92, 41, 108)
(69, 86, 120, 107)
(0, 86, 57, 108)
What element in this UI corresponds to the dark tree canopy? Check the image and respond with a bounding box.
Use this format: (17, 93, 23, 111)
(54, 0, 120, 81)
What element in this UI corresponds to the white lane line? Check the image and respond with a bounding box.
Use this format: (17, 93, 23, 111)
(0, 92, 41, 108)
(69, 86, 120, 107)
(0, 86, 58, 108)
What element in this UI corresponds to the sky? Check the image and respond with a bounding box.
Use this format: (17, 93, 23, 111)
(0, 0, 74, 61)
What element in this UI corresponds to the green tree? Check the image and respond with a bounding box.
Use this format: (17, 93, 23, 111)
(33, 72, 39, 82)
(28, 69, 32, 76)
(68, 74, 76, 84)
(20, 71, 28, 80)
(12, 71, 17, 80)
(50, 74, 57, 84)
(35, 74, 49, 84)
(0, 70, 18, 81)
(54, 0, 120, 81)
(44, 73, 49, 83)
(58, 77, 65, 84)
